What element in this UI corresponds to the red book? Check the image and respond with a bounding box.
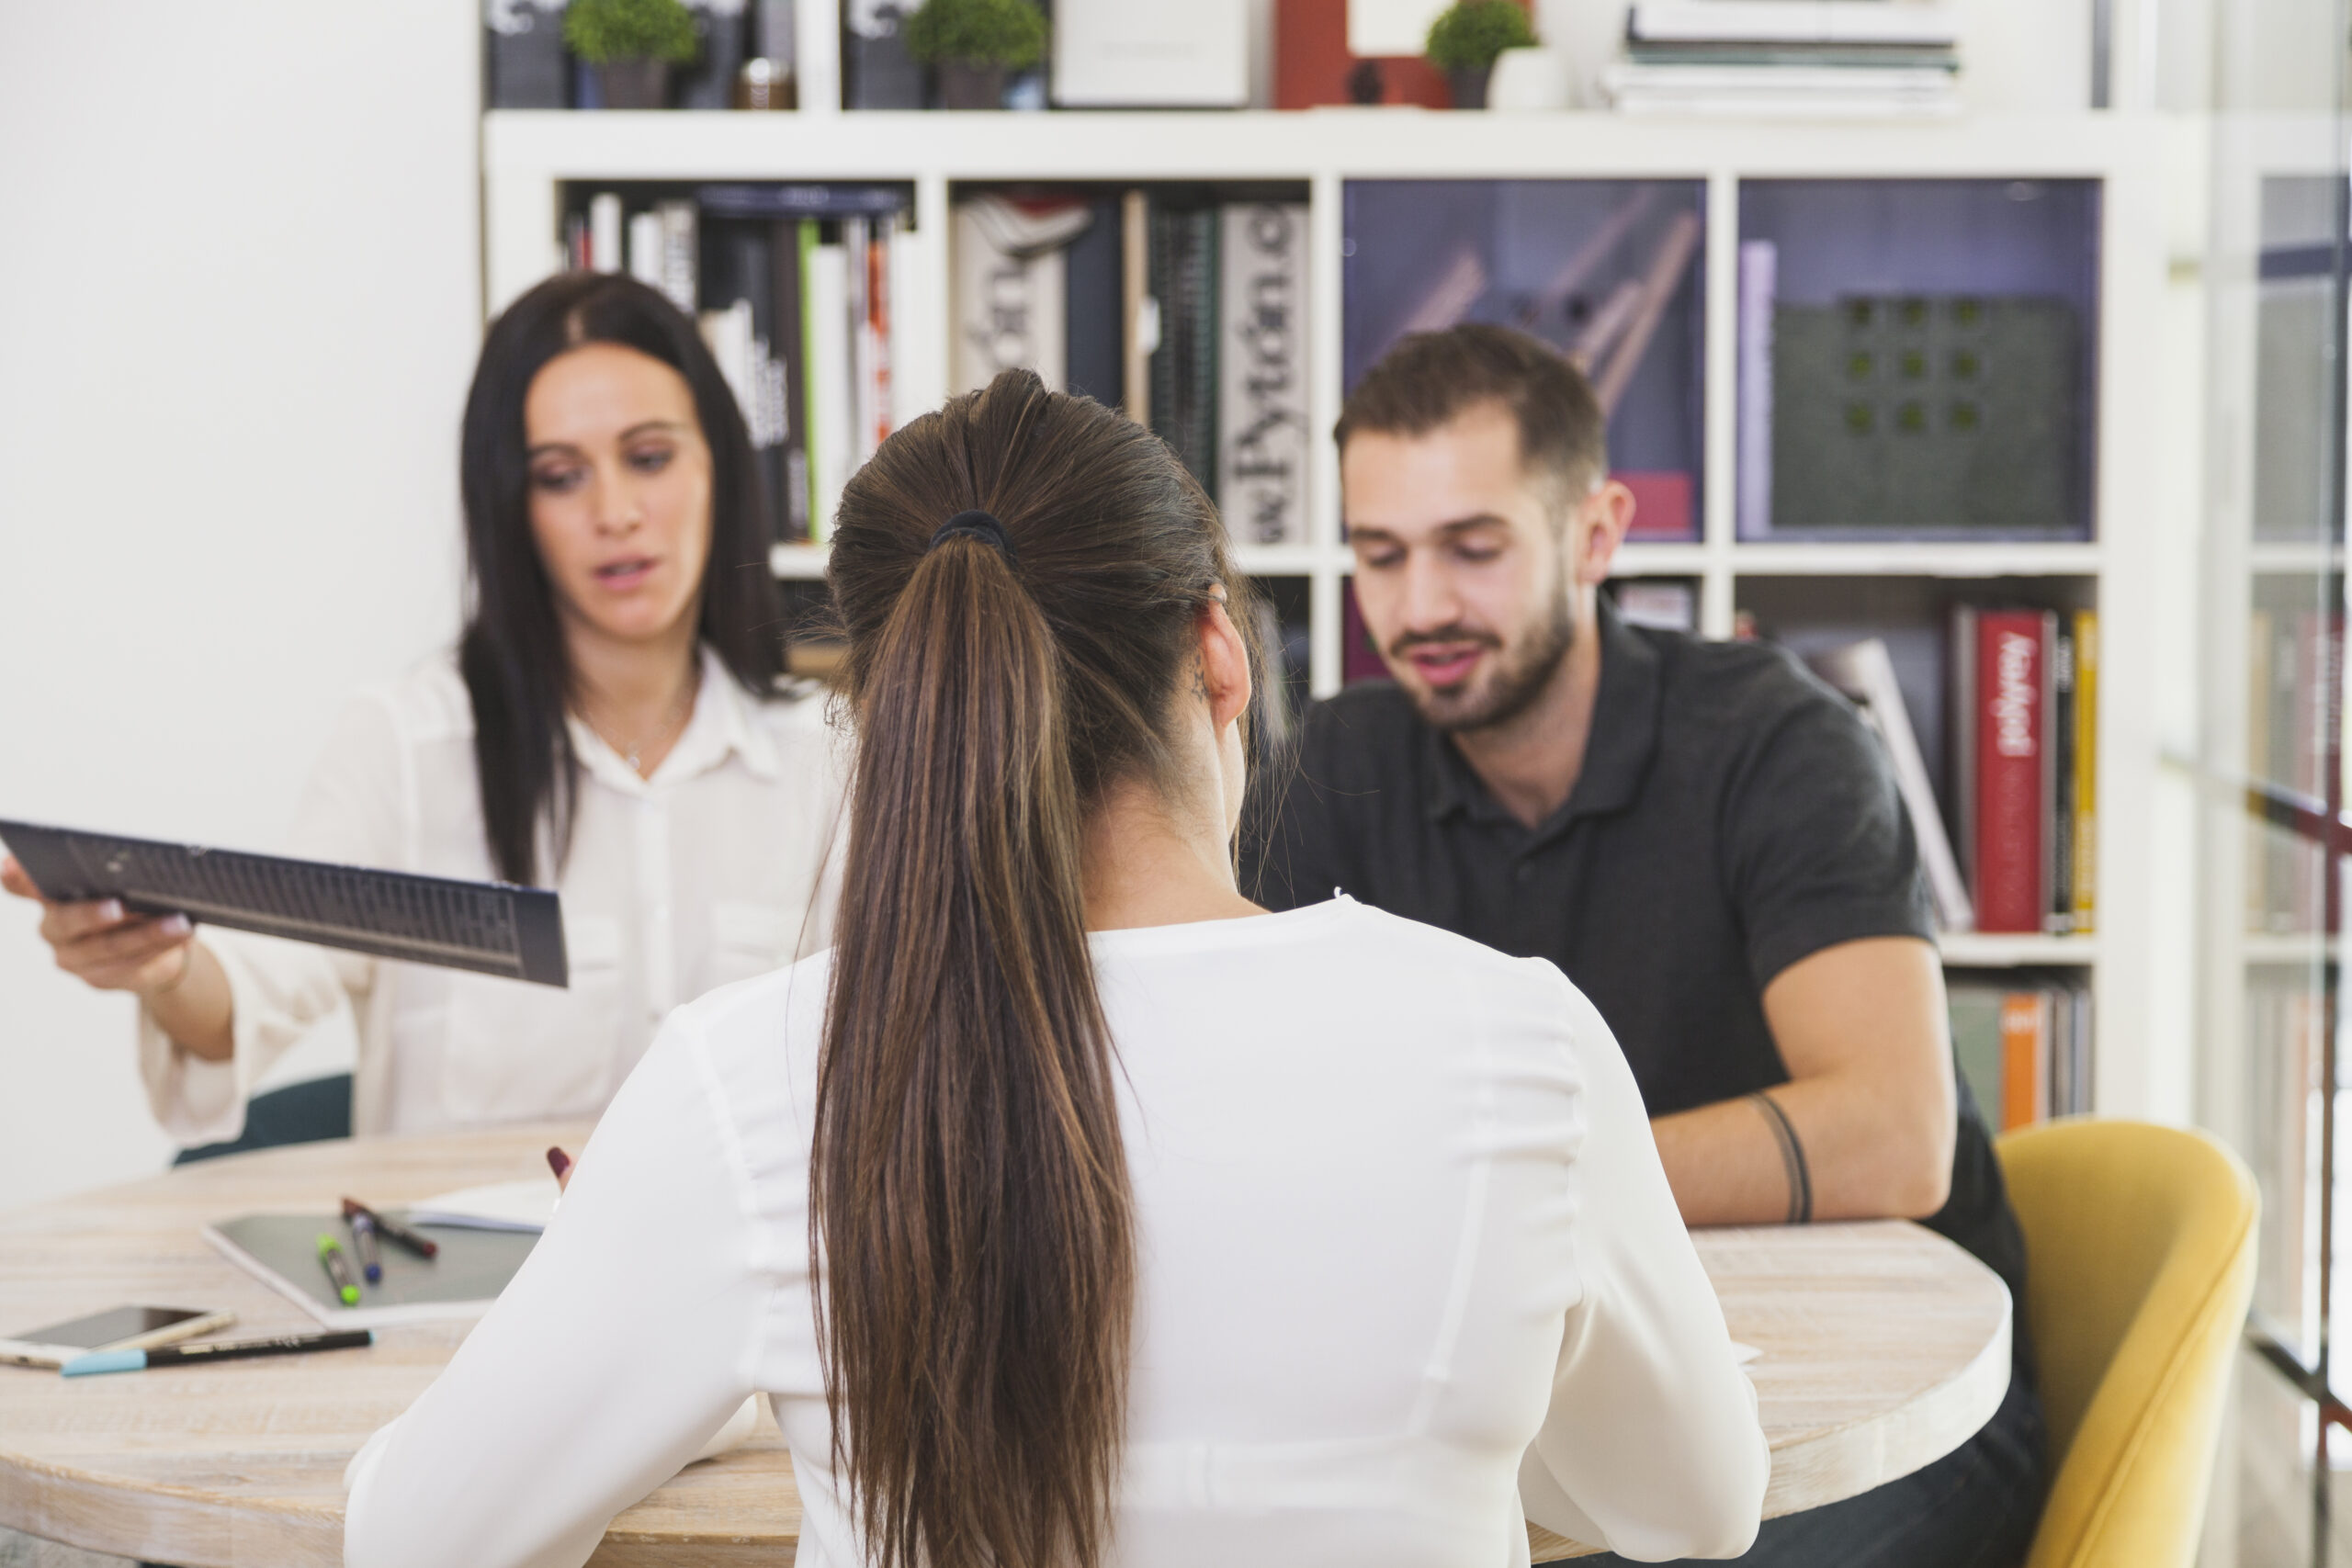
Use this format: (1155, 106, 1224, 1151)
(1340, 581, 1389, 684)
(1973, 610, 2051, 933)
(1275, 0, 1485, 108)
(1617, 470, 1695, 541)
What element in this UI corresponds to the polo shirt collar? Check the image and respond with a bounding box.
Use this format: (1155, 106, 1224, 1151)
(1419, 596, 1664, 831)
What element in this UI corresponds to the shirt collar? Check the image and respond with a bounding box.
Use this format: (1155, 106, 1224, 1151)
(566, 645, 785, 795)
(1419, 595, 1665, 832)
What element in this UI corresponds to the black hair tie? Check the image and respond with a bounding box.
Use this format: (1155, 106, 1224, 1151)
(929, 510, 1018, 565)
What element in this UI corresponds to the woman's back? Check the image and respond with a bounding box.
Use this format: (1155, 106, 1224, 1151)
(346, 897, 1765, 1567)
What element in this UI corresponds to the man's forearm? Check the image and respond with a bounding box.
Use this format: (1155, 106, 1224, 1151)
(1651, 1070, 1953, 1228)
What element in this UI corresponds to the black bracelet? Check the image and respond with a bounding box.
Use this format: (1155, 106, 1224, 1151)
(1748, 1091, 1813, 1224)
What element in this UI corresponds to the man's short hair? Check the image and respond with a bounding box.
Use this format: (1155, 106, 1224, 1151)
(1334, 323, 1609, 503)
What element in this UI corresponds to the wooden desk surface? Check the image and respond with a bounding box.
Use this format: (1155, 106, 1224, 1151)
(0, 1127, 2009, 1566)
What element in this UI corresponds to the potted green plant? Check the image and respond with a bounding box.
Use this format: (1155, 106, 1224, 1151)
(565, 0, 701, 109)
(903, 0, 1047, 110)
(1425, 0, 1538, 110)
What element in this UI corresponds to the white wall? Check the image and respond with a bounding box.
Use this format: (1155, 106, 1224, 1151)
(0, 2, 481, 1210)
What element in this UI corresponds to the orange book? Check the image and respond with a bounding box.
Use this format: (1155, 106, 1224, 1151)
(1997, 993, 2050, 1132)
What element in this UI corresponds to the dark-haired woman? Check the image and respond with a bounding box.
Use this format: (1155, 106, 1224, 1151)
(2, 273, 842, 1144)
(343, 371, 1768, 1568)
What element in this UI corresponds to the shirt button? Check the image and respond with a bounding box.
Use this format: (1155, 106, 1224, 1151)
(1514, 863, 1533, 885)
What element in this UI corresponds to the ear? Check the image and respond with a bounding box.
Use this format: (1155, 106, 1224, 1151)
(1197, 597, 1254, 733)
(1569, 479, 1636, 587)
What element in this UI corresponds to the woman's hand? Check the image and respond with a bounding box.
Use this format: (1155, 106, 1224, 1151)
(2, 855, 195, 995)
(4, 854, 235, 1060)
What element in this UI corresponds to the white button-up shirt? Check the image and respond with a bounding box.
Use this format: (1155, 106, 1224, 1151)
(139, 648, 846, 1145)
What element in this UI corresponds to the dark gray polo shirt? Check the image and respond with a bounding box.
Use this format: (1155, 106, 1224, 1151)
(1244, 599, 2030, 1344)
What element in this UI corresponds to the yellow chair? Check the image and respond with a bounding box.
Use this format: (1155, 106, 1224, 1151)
(1996, 1119, 2258, 1568)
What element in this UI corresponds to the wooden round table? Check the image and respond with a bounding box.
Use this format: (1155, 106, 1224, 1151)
(0, 1127, 2010, 1566)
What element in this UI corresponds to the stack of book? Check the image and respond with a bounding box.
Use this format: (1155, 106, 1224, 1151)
(1949, 976, 2093, 1134)
(565, 183, 913, 544)
(1795, 616, 2098, 938)
(951, 190, 1314, 547)
(2245, 608, 2344, 934)
(1605, 0, 1960, 117)
(1948, 608, 2099, 936)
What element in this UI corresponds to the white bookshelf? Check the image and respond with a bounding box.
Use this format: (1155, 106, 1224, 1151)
(482, 107, 2173, 1116)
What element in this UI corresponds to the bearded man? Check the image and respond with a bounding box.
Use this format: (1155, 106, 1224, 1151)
(1246, 324, 2047, 1567)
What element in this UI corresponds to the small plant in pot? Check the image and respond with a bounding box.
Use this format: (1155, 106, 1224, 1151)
(1426, 0, 1538, 109)
(565, 0, 701, 109)
(904, 0, 1047, 110)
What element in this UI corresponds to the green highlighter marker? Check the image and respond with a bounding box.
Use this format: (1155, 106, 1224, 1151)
(317, 1233, 362, 1307)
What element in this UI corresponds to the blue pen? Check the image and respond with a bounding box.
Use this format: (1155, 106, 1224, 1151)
(343, 1201, 383, 1282)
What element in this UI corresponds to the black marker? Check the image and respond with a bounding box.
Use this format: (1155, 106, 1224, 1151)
(343, 1196, 439, 1260)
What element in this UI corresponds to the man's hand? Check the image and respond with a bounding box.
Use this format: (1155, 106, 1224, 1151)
(1649, 936, 1956, 1226)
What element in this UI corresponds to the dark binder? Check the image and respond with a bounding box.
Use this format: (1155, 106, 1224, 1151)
(0, 819, 568, 987)
(1064, 197, 1125, 409)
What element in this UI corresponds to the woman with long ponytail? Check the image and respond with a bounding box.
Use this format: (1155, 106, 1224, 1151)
(345, 371, 1771, 1568)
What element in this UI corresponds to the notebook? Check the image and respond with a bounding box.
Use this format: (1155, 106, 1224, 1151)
(0, 818, 568, 987)
(204, 1212, 541, 1329)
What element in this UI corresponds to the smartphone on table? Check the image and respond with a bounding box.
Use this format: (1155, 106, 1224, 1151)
(0, 1305, 235, 1369)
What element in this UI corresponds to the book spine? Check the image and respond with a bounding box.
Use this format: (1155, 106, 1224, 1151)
(590, 193, 624, 276)
(2047, 615, 2073, 931)
(1948, 604, 1978, 914)
(1122, 191, 1153, 424)
(1736, 239, 1775, 541)
(658, 201, 699, 316)
(805, 234, 852, 542)
(774, 219, 811, 540)
(485, 0, 570, 108)
(1216, 203, 1310, 547)
(2071, 608, 2098, 931)
(628, 211, 664, 288)
(1340, 581, 1388, 685)
(842, 217, 871, 467)
(1997, 990, 2048, 1132)
(951, 201, 1069, 395)
(1973, 609, 2047, 933)
(866, 217, 894, 457)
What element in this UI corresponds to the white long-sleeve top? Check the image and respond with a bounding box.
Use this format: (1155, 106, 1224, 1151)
(344, 897, 1769, 1568)
(140, 647, 845, 1145)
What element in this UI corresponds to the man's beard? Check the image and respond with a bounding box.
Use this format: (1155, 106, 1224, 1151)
(1391, 585, 1578, 735)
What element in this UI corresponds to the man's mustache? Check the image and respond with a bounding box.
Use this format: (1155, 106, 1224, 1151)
(1388, 626, 1503, 660)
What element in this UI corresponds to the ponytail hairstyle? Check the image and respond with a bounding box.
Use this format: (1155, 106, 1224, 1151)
(456, 271, 784, 886)
(818, 369, 1261, 1568)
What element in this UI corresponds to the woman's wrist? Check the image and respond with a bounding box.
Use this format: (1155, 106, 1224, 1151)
(139, 942, 197, 1000)
(144, 942, 237, 1062)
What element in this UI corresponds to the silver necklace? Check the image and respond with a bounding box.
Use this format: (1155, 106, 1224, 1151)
(582, 677, 695, 776)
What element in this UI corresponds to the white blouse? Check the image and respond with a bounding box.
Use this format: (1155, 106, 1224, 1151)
(140, 647, 845, 1145)
(344, 897, 1770, 1568)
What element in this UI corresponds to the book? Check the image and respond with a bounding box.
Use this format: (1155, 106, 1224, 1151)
(951, 196, 1091, 395)
(696, 185, 910, 220)
(1340, 582, 1390, 684)
(772, 220, 812, 538)
(1949, 604, 1978, 897)
(843, 216, 872, 461)
(0, 818, 569, 986)
(404, 1179, 560, 1232)
(589, 193, 624, 275)
(804, 236, 854, 541)
(657, 201, 699, 315)
(1054, 0, 1249, 107)
(2049, 626, 2075, 931)
(699, 222, 790, 544)
(1806, 638, 1973, 931)
(1947, 980, 2004, 1129)
(1217, 202, 1312, 547)
(1150, 205, 1221, 491)
(628, 211, 664, 289)
(485, 0, 571, 108)
(204, 1211, 538, 1330)
(1998, 990, 2050, 1131)
(1627, 1, 1960, 46)
(1602, 62, 1958, 116)
(2071, 609, 2098, 931)
(1970, 610, 2053, 933)
(1064, 197, 1126, 408)
(1122, 190, 1153, 424)
(1736, 241, 1777, 540)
